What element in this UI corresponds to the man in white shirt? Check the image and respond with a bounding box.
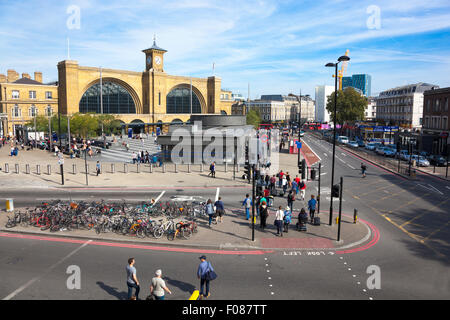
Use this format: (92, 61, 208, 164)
(275, 206, 285, 237)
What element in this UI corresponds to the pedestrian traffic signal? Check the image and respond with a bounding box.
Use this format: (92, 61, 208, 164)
(244, 161, 251, 182)
(301, 159, 307, 180)
(332, 184, 340, 198)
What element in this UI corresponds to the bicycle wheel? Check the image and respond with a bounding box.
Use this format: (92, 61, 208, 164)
(136, 228, 145, 238)
(167, 229, 175, 241)
(181, 227, 192, 239)
(153, 227, 164, 239)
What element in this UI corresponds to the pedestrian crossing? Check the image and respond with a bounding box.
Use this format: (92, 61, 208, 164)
(92, 137, 161, 163)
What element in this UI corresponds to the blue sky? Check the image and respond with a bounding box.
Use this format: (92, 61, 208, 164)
(1, 0, 450, 98)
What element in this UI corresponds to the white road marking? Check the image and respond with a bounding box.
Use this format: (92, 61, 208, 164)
(417, 184, 443, 195)
(3, 240, 92, 300)
(427, 184, 443, 195)
(446, 186, 450, 190)
(324, 153, 328, 157)
(348, 164, 356, 170)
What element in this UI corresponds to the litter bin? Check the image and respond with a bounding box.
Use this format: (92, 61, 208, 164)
(310, 168, 317, 181)
(6, 199, 14, 212)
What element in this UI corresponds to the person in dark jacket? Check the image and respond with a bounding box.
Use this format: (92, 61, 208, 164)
(214, 197, 225, 223)
(260, 201, 268, 230)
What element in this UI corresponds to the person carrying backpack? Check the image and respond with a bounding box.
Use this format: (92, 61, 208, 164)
(283, 206, 292, 233)
(299, 180, 307, 201)
(361, 163, 367, 178)
(308, 195, 317, 223)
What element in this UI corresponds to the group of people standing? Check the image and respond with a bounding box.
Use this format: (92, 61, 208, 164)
(126, 255, 216, 300)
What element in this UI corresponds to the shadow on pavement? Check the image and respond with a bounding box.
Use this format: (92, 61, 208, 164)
(96, 281, 128, 300)
(164, 276, 196, 294)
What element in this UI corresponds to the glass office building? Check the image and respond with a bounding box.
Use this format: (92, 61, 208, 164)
(342, 74, 372, 97)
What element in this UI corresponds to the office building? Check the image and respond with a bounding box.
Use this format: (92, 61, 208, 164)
(315, 85, 334, 124)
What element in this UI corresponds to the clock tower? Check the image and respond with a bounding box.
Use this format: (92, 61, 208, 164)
(143, 36, 167, 72)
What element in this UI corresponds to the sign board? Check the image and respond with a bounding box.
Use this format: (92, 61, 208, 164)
(296, 141, 302, 149)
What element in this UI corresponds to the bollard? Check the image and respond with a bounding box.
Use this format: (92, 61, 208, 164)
(237, 164, 240, 172)
(15, 164, 19, 174)
(111, 163, 115, 174)
(225, 162, 228, 173)
(5, 163, 9, 173)
(25, 164, 30, 174)
(354, 209, 358, 223)
(175, 163, 178, 173)
(150, 163, 153, 173)
(36, 164, 40, 175)
(6, 199, 14, 212)
(163, 164, 166, 173)
(336, 217, 339, 225)
(137, 164, 140, 173)
(187, 164, 191, 173)
(47, 164, 51, 175)
(200, 164, 204, 173)
(124, 163, 128, 174)
(73, 164, 77, 175)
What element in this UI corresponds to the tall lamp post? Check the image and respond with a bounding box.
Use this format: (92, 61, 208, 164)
(325, 55, 350, 226)
(295, 92, 310, 173)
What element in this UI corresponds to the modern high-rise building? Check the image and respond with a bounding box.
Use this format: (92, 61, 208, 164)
(342, 74, 372, 97)
(315, 85, 334, 123)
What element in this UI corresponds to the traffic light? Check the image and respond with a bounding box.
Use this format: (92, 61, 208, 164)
(245, 146, 249, 161)
(332, 184, 340, 198)
(244, 161, 251, 182)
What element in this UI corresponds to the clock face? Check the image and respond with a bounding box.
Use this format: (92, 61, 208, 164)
(155, 56, 162, 66)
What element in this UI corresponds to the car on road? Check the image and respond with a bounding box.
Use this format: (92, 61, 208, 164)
(409, 155, 430, 167)
(347, 141, 359, 148)
(356, 140, 366, 147)
(365, 142, 377, 151)
(428, 155, 448, 166)
(337, 136, 349, 144)
(397, 150, 409, 160)
(375, 146, 388, 155)
(383, 148, 396, 157)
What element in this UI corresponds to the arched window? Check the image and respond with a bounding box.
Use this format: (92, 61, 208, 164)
(12, 105, 21, 118)
(45, 106, 53, 117)
(29, 105, 38, 117)
(167, 87, 201, 114)
(79, 81, 136, 114)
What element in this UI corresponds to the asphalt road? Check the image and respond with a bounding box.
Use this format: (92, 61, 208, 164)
(0, 132, 449, 300)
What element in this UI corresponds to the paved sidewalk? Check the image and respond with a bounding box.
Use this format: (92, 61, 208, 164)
(0, 146, 311, 188)
(0, 206, 372, 251)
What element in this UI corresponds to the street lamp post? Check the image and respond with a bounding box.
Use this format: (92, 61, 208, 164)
(325, 55, 350, 226)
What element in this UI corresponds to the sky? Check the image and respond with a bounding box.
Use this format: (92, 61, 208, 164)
(1, 0, 450, 99)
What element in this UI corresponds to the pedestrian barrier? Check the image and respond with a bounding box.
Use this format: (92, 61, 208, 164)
(15, 164, 19, 174)
(6, 199, 14, 212)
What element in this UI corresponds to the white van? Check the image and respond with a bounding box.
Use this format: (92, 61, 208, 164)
(337, 136, 349, 144)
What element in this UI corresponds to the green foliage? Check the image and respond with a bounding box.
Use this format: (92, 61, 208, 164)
(246, 109, 262, 129)
(97, 114, 122, 135)
(70, 113, 99, 138)
(326, 87, 368, 126)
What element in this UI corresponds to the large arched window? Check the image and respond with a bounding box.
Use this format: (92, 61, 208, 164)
(79, 81, 136, 114)
(167, 88, 201, 114)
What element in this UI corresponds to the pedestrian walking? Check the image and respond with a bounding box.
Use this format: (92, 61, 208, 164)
(361, 163, 367, 178)
(260, 201, 268, 229)
(284, 206, 292, 233)
(278, 170, 284, 188)
(275, 206, 285, 237)
(132, 152, 137, 164)
(126, 258, 140, 300)
(308, 195, 317, 223)
(242, 194, 252, 220)
(197, 256, 216, 299)
(299, 179, 307, 201)
(282, 175, 288, 194)
(96, 161, 101, 176)
(214, 197, 225, 223)
(287, 191, 295, 212)
(150, 269, 172, 300)
(205, 199, 215, 227)
(211, 162, 216, 178)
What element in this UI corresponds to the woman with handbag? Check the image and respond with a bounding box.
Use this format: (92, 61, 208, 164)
(197, 256, 217, 299)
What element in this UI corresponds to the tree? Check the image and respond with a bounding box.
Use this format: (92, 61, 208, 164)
(25, 115, 50, 132)
(326, 87, 367, 127)
(97, 114, 122, 135)
(70, 113, 99, 138)
(246, 109, 262, 129)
